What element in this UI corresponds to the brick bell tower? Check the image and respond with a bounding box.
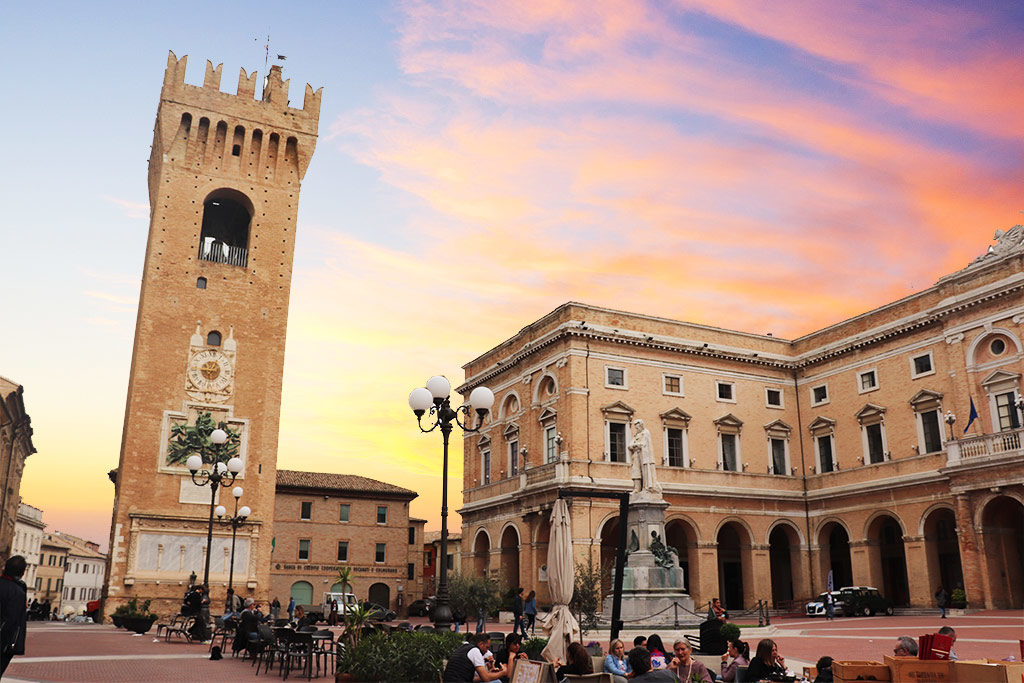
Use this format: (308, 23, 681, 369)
(104, 52, 320, 613)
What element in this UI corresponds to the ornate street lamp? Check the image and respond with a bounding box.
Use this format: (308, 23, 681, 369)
(215, 486, 251, 595)
(408, 375, 494, 631)
(186, 428, 242, 638)
(944, 411, 956, 441)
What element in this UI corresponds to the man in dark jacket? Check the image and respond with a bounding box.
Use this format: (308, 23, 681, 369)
(512, 587, 525, 638)
(442, 632, 507, 682)
(0, 555, 28, 675)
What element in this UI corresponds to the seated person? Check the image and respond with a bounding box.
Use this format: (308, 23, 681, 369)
(634, 635, 648, 649)
(293, 605, 315, 631)
(647, 634, 669, 669)
(604, 638, 632, 683)
(553, 642, 593, 679)
(892, 636, 918, 657)
(627, 647, 677, 682)
(814, 656, 833, 683)
(937, 626, 958, 660)
(669, 639, 713, 682)
(712, 597, 729, 621)
(442, 632, 507, 682)
(743, 638, 786, 682)
(721, 638, 750, 682)
(492, 632, 527, 670)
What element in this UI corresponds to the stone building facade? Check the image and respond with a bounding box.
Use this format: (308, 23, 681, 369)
(37, 534, 70, 613)
(270, 471, 424, 613)
(0, 378, 36, 561)
(457, 228, 1024, 611)
(13, 501, 45, 601)
(56, 532, 106, 616)
(104, 52, 320, 615)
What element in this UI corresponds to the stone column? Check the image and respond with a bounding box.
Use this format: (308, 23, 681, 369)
(902, 535, 930, 607)
(696, 541, 719, 611)
(954, 494, 984, 608)
(849, 539, 874, 587)
(749, 543, 770, 608)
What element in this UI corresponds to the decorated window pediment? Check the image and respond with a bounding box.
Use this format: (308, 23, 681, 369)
(763, 419, 792, 438)
(714, 413, 743, 434)
(538, 406, 557, 424)
(855, 403, 887, 425)
(660, 407, 692, 427)
(808, 415, 836, 435)
(981, 369, 1020, 389)
(503, 422, 520, 439)
(908, 389, 943, 412)
(477, 435, 491, 449)
(600, 400, 635, 419)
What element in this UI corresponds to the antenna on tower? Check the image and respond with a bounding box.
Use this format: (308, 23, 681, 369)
(264, 33, 270, 71)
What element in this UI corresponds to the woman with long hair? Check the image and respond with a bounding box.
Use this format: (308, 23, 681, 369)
(604, 638, 632, 683)
(742, 638, 786, 682)
(523, 590, 537, 635)
(554, 642, 593, 678)
(647, 634, 668, 669)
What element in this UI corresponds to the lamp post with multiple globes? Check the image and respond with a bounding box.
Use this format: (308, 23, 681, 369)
(186, 428, 243, 639)
(944, 411, 957, 441)
(408, 375, 494, 631)
(215, 486, 251, 596)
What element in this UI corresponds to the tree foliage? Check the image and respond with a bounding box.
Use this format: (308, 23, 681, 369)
(166, 411, 241, 465)
(570, 553, 601, 636)
(447, 573, 501, 622)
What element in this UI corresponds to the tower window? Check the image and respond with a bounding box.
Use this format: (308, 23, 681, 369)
(207, 331, 221, 346)
(232, 144, 241, 156)
(196, 277, 207, 289)
(198, 190, 252, 268)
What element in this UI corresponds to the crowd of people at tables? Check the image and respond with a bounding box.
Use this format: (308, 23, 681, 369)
(441, 629, 830, 683)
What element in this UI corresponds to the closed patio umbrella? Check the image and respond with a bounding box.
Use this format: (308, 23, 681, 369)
(540, 498, 580, 664)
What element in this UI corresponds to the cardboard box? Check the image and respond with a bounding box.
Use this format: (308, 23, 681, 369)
(833, 660, 891, 681)
(956, 660, 1016, 683)
(953, 660, 1008, 683)
(884, 655, 952, 682)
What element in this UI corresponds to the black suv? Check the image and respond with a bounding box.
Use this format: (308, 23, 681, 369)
(839, 586, 894, 616)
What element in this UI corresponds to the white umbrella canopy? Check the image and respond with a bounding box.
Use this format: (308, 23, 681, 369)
(540, 498, 580, 664)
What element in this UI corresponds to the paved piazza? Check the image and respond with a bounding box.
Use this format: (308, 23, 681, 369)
(6, 611, 1022, 682)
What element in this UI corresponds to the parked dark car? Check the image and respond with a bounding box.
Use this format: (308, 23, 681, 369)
(407, 598, 434, 617)
(362, 602, 397, 622)
(839, 586, 894, 616)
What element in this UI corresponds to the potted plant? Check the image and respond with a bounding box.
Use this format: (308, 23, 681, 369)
(116, 598, 159, 635)
(950, 588, 966, 610)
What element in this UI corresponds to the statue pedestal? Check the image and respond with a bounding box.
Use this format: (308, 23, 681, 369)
(602, 493, 694, 624)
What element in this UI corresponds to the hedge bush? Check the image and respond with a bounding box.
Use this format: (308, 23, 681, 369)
(336, 630, 464, 682)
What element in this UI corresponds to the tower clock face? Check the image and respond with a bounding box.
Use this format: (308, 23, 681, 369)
(187, 349, 234, 393)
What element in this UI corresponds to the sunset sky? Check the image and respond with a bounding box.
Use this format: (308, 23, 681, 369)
(2, 1, 1022, 550)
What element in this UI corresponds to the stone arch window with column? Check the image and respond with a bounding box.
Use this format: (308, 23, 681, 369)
(909, 389, 944, 454)
(714, 413, 743, 471)
(763, 419, 792, 475)
(808, 416, 837, 473)
(601, 401, 634, 463)
(660, 408, 691, 467)
(856, 403, 889, 465)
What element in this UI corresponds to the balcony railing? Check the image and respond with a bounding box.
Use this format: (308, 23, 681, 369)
(947, 427, 1023, 465)
(199, 242, 248, 268)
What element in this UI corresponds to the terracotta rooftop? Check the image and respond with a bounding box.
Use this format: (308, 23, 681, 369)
(276, 469, 417, 499)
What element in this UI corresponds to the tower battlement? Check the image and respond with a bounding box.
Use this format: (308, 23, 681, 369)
(162, 51, 321, 125)
(150, 51, 321, 198)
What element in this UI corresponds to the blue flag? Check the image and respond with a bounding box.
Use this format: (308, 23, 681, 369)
(964, 398, 979, 433)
